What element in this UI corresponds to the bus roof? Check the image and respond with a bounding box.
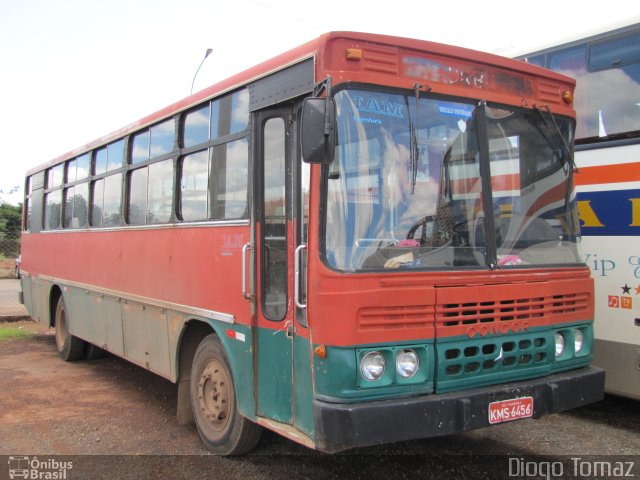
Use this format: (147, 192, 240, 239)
(512, 19, 640, 59)
(29, 31, 575, 176)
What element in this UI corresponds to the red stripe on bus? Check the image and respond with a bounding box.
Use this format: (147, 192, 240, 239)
(450, 173, 520, 193)
(575, 163, 640, 186)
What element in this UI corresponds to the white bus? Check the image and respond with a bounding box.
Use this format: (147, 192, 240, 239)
(518, 21, 640, 399)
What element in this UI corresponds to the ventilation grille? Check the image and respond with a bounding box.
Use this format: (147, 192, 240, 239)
(359, 45, 399, 75)
(358, 304, 434, 330)
(436, 292, 589, 328)
(443, 336, 548, 376)
(436, 332, 552, 392)
(538, 81, 563, 105)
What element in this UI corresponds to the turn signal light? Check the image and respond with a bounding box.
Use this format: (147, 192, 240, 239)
(562, 90, 574, 105)
(346, 48, 363, 61)
(314, 345, 327, 358)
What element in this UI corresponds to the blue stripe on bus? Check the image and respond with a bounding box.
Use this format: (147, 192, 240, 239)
(577, 188, 640, 236)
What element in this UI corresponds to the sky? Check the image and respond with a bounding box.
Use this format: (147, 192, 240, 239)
(1, 0, 638, 205)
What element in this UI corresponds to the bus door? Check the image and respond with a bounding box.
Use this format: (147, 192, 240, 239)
(252, 104, 309, 427)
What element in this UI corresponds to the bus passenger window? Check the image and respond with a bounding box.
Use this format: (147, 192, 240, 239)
(91, 179, 105, 227)
(211, 139, 248, 220)
(147, 160, 174, 223)
(76, 153, 91, 180)
(150, 119, 175, 158)
(589, 31, 640, 71)
(131, 131, 150, 164)
(184, 104, 210, 147)
(128, 168, 148, 225)
(229, 89, 249, 134)
(44, 190, 62, 230)
(107, 140, 125, 171)
(64, 182, 88, 229)
(95, 148, 108, 175)
(548, 45, 586, 74)
(47, 164, 64, 189)
(102, 174, 122, 227)
(23, 176, 32, 231)
(211, 89, 249, 139)
(128, 160, 174, 225)
(181, 150, 209, 221)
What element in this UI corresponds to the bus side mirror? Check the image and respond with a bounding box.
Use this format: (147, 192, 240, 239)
(301, 97, 336, 164)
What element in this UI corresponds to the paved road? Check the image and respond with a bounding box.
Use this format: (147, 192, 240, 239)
(0, 279, 28, 317)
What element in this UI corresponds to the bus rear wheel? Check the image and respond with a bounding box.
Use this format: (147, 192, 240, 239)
(190, 334, 262, 455)
(84, 343, 108, 360)
(54, 297, 85, 362)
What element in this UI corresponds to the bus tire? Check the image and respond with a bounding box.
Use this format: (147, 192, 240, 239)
(190, 333, 262, 455)
(54, 297, 85, 362)
(84, 343, 108, 360)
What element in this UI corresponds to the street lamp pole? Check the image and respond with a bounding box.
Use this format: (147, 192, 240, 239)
(191, 48, 213, 95)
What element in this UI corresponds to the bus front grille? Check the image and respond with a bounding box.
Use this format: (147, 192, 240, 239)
(436, 292, 590, 329)
(435, 330, 554, 393)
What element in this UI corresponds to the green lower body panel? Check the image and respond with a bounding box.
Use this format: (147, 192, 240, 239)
(293, 335, 314, 436)
(256, 328, 315, 437)
(436, 322, 594, 393)
(257, 327, 293, 423)
(313, 342, 436, 401)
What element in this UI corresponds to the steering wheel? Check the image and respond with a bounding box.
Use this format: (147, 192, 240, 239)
(406, 215, 432, 245)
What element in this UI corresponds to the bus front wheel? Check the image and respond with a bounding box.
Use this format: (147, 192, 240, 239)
(190, 333, 262, 455)
(54, 297, 85, 362)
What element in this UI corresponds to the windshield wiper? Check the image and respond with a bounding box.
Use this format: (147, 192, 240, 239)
(534, 105, 580, 240)
(408, 83, 428, 195)
(409, 120, 419, 194)
(535, 105, 578, 173)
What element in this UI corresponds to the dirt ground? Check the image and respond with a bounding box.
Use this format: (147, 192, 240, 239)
(1, 320, 639, 480)
(0, 321, 207, 455)
(0, 258, 16, 279)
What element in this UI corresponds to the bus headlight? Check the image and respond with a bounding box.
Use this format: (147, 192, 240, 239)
(396, 349, 419, 378)
(360, 351, 385, 381)
(573, 329, 584, 353)
(554, 332, 565, 357)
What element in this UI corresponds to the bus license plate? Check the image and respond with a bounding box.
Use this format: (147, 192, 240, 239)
(488, 397, 533, 424)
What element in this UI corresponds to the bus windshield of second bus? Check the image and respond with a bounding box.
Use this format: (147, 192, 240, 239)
(325, 88, 580, 271)
(522, 25, 640, 142)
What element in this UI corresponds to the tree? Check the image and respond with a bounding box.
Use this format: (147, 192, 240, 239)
(0, 203, 22, 257)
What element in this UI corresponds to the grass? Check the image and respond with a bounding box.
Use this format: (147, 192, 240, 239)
(0, 326, 34, 341)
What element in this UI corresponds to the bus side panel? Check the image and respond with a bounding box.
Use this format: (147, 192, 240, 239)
(58, 284, 126, 357)
(210, 322, 256, 421)
(580, 234, 640, 400)
(593, 339, 640, 400)
(122, 302, 171, 376)
(576, 143, 640, 400)
(20, 274, 34, 318)
(293, 334, 315, 437)
(19, 226, 251, 324)
(102, 294, 125, 356)
(65, 284, 95, 345)
(29, 276, 50, 325)
(256, 326, 293, 423)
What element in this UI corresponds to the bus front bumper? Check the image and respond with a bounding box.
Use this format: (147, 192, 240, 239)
(313, 366, 604, 453)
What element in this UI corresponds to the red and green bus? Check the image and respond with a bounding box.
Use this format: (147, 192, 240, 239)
(19, 31, 604, 454)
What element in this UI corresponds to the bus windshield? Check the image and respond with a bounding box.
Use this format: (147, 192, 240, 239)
(523, 28, 640, 141)
(324, 88, 581, 272)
